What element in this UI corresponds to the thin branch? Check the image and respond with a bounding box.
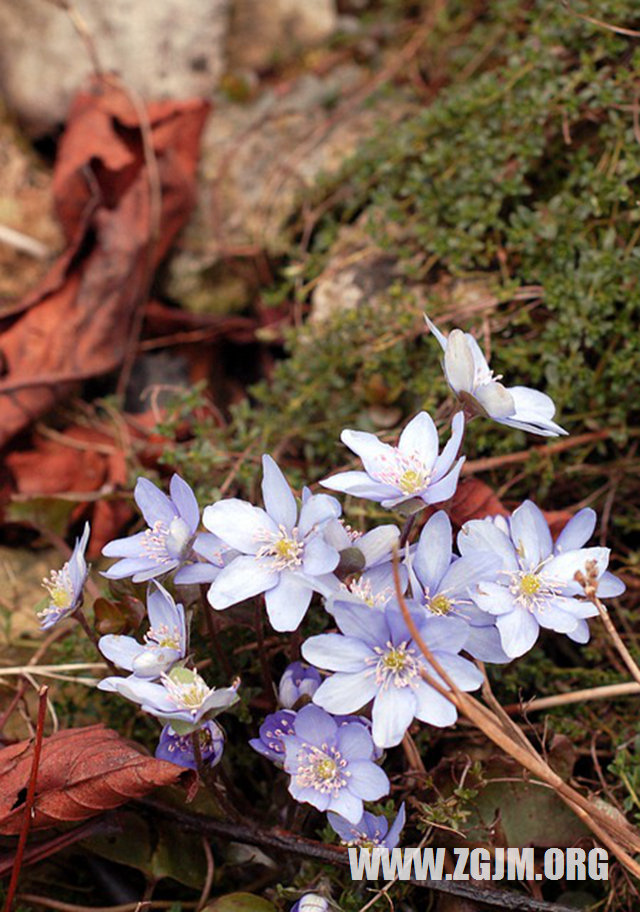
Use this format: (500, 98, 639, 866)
(575, 563, 640, 687)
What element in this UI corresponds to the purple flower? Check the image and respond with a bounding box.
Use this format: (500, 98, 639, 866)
(459, 501, 625, 658)
(281, 704, 389, 823)
(203, 455, 342, 631)
(279, 662, 322, 708)
(426, 316, 567, 437)
(102, 475, 199, 583)
(98, 582, 187, 679)
(328, 802, 406, 849)
(291, 896, 328, 912)
(156, 720, 224, 770)
(320, 411, 465, 512)
(249, 709, 297, 765)
(98, 666, 239, 733)
(302, 600, 483, 748)
(407, 511, 508, 663)
(39, 523, 90, 630)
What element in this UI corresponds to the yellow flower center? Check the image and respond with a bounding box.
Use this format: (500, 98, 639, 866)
(383, 648, 408, 672)
(520, 573, 541, 596)
(315, 758, 337, 780)
(399, 468, 426, 494)
(429, 594, 452, 615)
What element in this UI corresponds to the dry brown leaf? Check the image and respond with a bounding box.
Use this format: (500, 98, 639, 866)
(0, 82, 209, 447)
(0, 724, 184, 834)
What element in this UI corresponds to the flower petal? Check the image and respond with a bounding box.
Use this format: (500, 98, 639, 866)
(413, 511, 452, 594)
(313, 670, 378, 714)
(371, 686, 416, 748)
(302, 634, 371, 672)
(169, 475, 200, 532)
(261, 455, 298, 530)
(554, 509, 596, 553)
(303, 535, 339, 576)
(207, 556, 278, 609)
(347, 760, 390, 800)
(422, 457, 465, 505)
(320, 472, 397, 502)
(337, 722, 375, 760)
(398, 412, 438, 467)
(98, 635, 143, 671)
(413, 680, 458, 726)
(340, 429, 396, 477)
(443, 329, 475, 393)
(135, 477, 176, 527)
(264, 573, 313, 631)
(203, 500, 277, 553)
(473, 381, 515, 419)
(496, 609, 540, 658)
(509, 500, 553, 570)
(431, 411, 465, 482)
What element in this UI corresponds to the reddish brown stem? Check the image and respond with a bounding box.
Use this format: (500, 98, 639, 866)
(3, 685, 48, 912)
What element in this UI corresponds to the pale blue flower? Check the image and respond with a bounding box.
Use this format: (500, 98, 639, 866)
(279, 662, 322, 708)
(291, 895, 328, 912)
(426, 316, 567, 437)
(328, 802, 406, 849)
(459, 501, 625, 658)
(156, 720, 224, 770)
(321, 522, 405, 608)
(321, 411, 465, 512)
(98, 582, 187, 679)
(281, 704, 389, 823)
(407, 511, 508, 663)
(102, 475, 200, 582)
(38, 523, 90, 630)
(174, 531, 238, 585)
(203, 455, 342, 631)
(302, 600, 483, 748)
(98, 666, 239, 733)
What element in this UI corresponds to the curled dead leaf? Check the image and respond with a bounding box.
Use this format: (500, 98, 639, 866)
(0, 724, 184, 834)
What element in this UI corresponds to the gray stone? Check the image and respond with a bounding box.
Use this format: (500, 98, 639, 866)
(0, 0, 230, 135)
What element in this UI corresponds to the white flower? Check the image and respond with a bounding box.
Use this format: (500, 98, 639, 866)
(425, 316, 567, 437)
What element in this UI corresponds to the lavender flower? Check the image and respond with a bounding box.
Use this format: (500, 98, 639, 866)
(459, 501, 625, 658)
(320, 411, 465, 512)
(102, 475, 199, 583)
(39, 523, 90, 630)
(302, 600, 483, 748)
(98, 666, 239, 733)
(249, 709, 297, 765)
(98, 583, 187, 679)
(328, 802, 406, 849)
(426, 316, 567, 437)
(203, 455, 342, 631)
(407, 511, 508, 663)
(279, 662, 322, 708)
(291, 896, 329, 912)
(281, 704, 389, 823)
(156, 720, 224, 770)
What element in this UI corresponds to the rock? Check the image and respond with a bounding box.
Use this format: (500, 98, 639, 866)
(0, 0, 230, 136)
(165, 66, 415, 308)
(310, 222, 397, 324)
(227, 0, 337, 71)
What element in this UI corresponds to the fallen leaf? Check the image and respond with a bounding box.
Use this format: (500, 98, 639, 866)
(0, 724, 184, 834)
(448, 477, 509, 526)
(0, 81, 209, 447)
